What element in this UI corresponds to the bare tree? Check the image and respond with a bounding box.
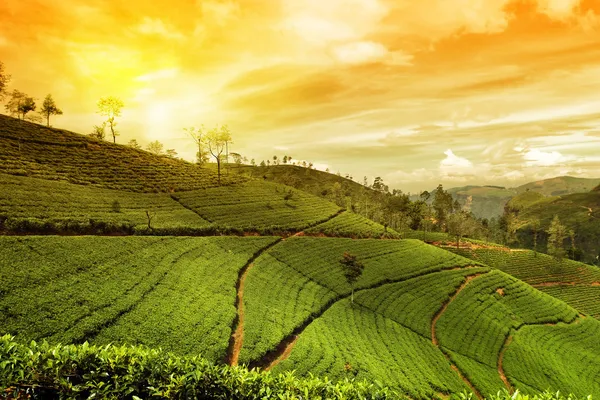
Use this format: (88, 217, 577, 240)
(184, 125, 209, 166)
(97, 96, 124, 143)
(205, 124, 232, 184)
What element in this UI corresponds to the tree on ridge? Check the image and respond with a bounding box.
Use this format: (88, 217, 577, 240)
(39, 94, 63, 127)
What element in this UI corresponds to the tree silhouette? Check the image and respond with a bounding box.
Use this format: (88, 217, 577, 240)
(0, 61, 10, 101)
(39, 94, 63, 127)
(5, 90, 36, 120)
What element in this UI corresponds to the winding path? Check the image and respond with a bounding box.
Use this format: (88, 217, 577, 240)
(225, 238, 283, 366)
(431, 273, 486, 399)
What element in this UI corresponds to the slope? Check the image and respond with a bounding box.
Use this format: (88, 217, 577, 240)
(512, 188, 600, 264)
(0, 114, 245, 192)
(444, 246, 600, 320)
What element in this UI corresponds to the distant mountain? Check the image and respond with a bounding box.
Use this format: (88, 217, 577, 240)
(446, 185, 515, 220)
(515, 176, 600, 196)
(445, 176, 600, 220)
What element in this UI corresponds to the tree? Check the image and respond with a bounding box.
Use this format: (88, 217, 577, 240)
(89, 123, 106, 140)
(283, 155, 288, 164)
(97, 96, 124, 143)
(184, 126, 209, 166)
(128, 139, 142, 149)
(0, 61, 10, 101)
(273, 155, 278, 165)
(447, 212, 473, 249)
(205, 124, 232, 184)
(547, 215, 567, 262)
(165, 149, 178, 158)
(230, 152, 243, 165)
(39, 94, 63, 127)
(432, 184, 454, 230)
(146, 140, 164, 155)
(5, 90, 36, 120)
(339, 252, 364, 304)
(251, 158, 256, 167)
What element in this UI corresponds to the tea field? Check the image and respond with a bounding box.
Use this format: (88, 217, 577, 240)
(0, 114, 243, 192)
(446, 247, 600, 319)
(1, 236, 600, 398)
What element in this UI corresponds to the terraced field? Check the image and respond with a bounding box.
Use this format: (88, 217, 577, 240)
(0, 236, 278, 362)
(0, 173, 348, 235)
(0, 173, 211, 233)
(446, 247, 600, 319)
(174, 181, 341, 231)
(2, 235, 600, 398)
(0, 114, 242, 192)
(304, 211, 400, 238)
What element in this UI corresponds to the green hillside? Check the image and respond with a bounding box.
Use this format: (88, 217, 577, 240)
(0, 114, 243, 192)
(515, 176, 600, 196)
(511, 189, 600, 264)
(445, 246, 600, 320)
(3, 236, 599, 398)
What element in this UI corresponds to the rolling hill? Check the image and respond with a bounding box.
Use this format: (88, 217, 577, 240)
(1, 114, 600, 399)
(442, 177, 600, 220)
(508, 188, 600, 264)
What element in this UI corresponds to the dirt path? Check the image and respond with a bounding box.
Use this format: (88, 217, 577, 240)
(265, 335, 299, 371)
(225, 238, 283, 366)
(497, 334, 514, 392)
(250, 265, 482, 370)
(430, 274, 485, 399)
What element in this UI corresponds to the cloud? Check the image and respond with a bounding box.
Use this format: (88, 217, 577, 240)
(522, 148, 569, 166)
(503, 170, 525, 181)
(536, 0, 580, 20)
(439, 149, 475, 180)
(331, 41, 414, 65)
(135, 17, 186, 41)
(198, 0, 240, 26)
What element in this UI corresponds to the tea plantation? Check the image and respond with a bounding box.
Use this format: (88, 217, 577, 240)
(446, 247, 600, 319)
(1, 114, 599, 399)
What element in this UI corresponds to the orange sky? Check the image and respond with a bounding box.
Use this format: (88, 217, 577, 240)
(2, 0, 600, 192)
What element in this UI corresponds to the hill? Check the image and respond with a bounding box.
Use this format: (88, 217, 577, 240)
(515, 176, 600, 196)
(446, 185, 515, 220)
(2, 114, 600, 399)
(509, 188, 600, 264)
(443, 245, 600, 320)
(0, 114, 243, 192)
(0, 115, 392, 237)
(442, 177, 600, 220)
(2, 236, 600, 398)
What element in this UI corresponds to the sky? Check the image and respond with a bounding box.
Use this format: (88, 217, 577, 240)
(1, 0, 600, 193)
